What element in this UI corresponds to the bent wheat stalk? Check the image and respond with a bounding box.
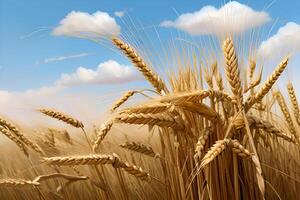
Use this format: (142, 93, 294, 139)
(245, 57, 289, 111)
(112, 37, 168, 94)
(120, 141, 160, 158)
(39, 108, 84, 128)
(0, 126, 28, 157)
(93, 120, 114, 151)
(111, 91, 136, 112)
(0, 117, 43, 155)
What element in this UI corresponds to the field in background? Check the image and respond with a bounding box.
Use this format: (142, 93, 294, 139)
(0, 35, 300, 200)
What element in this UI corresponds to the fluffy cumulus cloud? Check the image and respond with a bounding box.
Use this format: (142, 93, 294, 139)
(258, 22, 300, 58)
(160, 1, 270, 35)
(53, 11, 121, 37)
(56, 60, 141, 86)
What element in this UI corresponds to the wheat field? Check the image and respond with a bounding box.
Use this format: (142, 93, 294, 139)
(0, 35, 299, 200)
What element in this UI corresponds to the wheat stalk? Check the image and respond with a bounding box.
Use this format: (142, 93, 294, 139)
(200, 139, 230, 168)
(0, 178, 39, 187)
(247, 115, 296, 143)
(93, 120, 114, 152)
(0, 117, 43, 155)
(114, 112, 183, 129)
(222, 37, 243, 106)
(0, 126, 28, 157)
(287, 82, 300, 125)
(248, 59, 256, 80)
(122, 162, 151, 182)
(121, 103, 172, 114)
(112, 37, 168, 94)
(39, 108, 84, 128)
(245, 57, 289, 111)
(159, 89, 234, 104)
(274, 91, 299, 141)
(229, 140, 252, 158)
(111, 91, 136, 112)
(42, 154, 125, 167)
(194, 128, 212, 159)
(120, 141, 160, 158)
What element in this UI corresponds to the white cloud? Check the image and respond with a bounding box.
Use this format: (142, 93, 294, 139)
(258, 22, 300, 58)
(44, 53, 90, 64)
(55, 60, 141, 86)
(160, 1, 270, 36)
(114, 11, 125, 18)
(53, 11, 120, 37)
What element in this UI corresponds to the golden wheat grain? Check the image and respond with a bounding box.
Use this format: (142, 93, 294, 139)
(0, 126, 28, 157)
(194, 128, 211, 159)
(93, 120, 114, 151)
(121, 102, 172, 114)
(0, 178, 39, 187)
(200, 139, 230, 168)
(42, 154, 125, 167)
(0, 117, 43, 155)
(39, 108, 84, 128)
(247, 115, 296, 143)
(229, 140, 252, 158)
(274, 91, 298, 141)
(112, 37, 168, 94)
(222, 37, 243, 106)
(120, 141, 160, 158)
(159, 89, 234, 104)
(122, 162, 151, 182)
(245, 57, 289, 111)
(215, 70, 224, 91)
(248, 59, 256, 80)
(244, 68, 262, 93)
(114, 112, 183, 129)
(111, 91, 136, 112)
(287, 82, 300, 125)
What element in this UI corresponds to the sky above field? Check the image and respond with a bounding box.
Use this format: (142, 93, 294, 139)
(0, 0, 300, 124)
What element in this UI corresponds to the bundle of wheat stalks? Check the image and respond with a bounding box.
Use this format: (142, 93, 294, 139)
(0, 36, 300, 200)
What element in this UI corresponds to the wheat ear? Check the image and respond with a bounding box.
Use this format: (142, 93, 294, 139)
(194, 128, 211, 159)
(247, 115, 296, 143)
(222, 38, 243, 106)
(229, 140, 252, 158)
(120, 141, 160, 158)
(114, 112, 183, 129)
(112, 37, 168, 94)
(200, 139, 230, 168)
(42, 154, 125, 167)
(0, 126, 28, 157)
(245, 57, 289, 111)
(274, 91, 298, 141)
(111, 91, 136, 112)
(0, 179, 39, 187)
(248, 59, 256, 80)
(122, 162, 151, 181)
(39, 108, 84, 128)
(121, 103, 172, 114)
(287, 82, 300, 125)
(160, 89, 234, 104)
(0, 117, 43, 155)
(93, 120, 114, 151)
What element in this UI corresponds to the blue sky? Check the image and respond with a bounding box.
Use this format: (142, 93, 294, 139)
(0, 0, 300, 123)
(1, 0, 300, 91)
